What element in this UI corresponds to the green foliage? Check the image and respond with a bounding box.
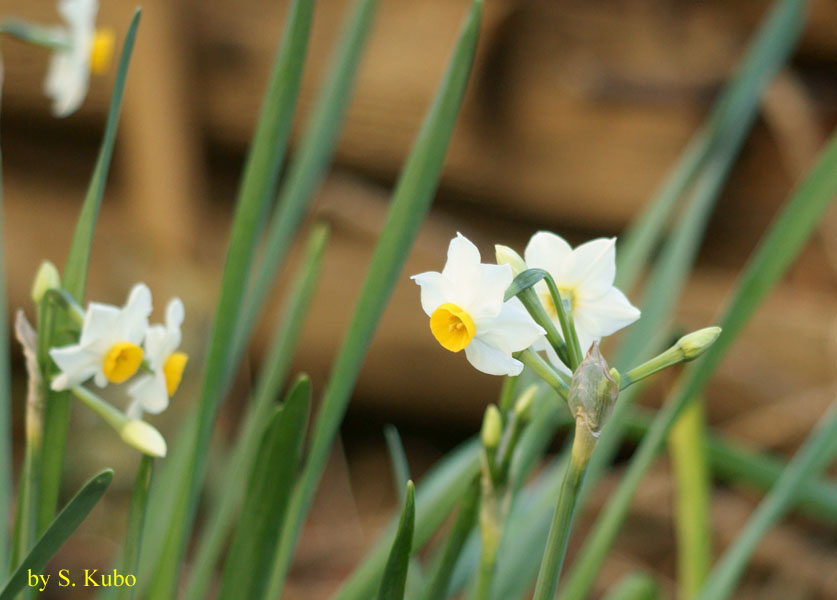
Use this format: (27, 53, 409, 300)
(145, 0, 316, 595)
(377, 482, 416, 600)
(217, 377, 310, 600)
(0, 471, 113, 600)
(39, 8, 142, 534)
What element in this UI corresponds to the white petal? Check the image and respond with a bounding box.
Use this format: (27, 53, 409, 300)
(127, 372, 169, 416)
(576, 287, 640, 338)
(441, 233, 482, 284)
(464, 336, 523, 376)
(411, 271, 455, 317)
(115, 284, 153, 343)
(465, 263, 513, 319)
(524, 231, 573, 281)
(79, 302, 120, 346)
(142, 325, 170, 369)
(566, 238, 616, 295)
(475, 298, 545, 352)
(165, 298, 185, 330)
(49, 345, 99, 389)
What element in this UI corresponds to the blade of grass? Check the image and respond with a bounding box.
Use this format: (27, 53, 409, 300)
(622, 408, 837, 523)
(38, 9, 141, 534)
(117, 456, 152, 600)
(377, 481, 415, 600)
(384, 425, 411, 503)
(216, 377, 310, 600)
(420, 476, 480, 600)
(0, 470, 113, 600)
(183, 224, 327, 600)
(668, 399, 711, 598)
(237, 0, 380, 359)
(559, 130, 837, 600)
(269, 3, 483, 594)
(694, 403, 837, 599)
(615, 0, 806, 289)
(145, 1, 316, 595)
(335, 439, 480, 600)
(601, 573, 660, 600)
(582, 0, 807, 528)
(0, 85, 10, 581)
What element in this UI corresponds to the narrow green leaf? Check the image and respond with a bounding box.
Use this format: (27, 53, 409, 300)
(39, 9, 141, 535)
(615, 0, 806, 289)
(588, 0, 807, 507)
(117, 456, 152, 600)
(0, 111, 10, 581)
(0, 470, 113, 600)
(622, 408, 837, 523)
(384, 425, 411, 503)
(503, 269, 549, 301)
(270, 2, 483, 594)
(377, 481, 416, 600)
(668, 400, 711, 598)
(420, 477, 480, 600)
(183, 224, 327, 600)
(217, 376, 310, 600)
(696, 402, 837, 599)
(335, 439, 480, 600)
(145, 1, 316, 595)
(559, 129, 837, 600)
(602, 572, 660, 600)
(237, 0, 380, 357)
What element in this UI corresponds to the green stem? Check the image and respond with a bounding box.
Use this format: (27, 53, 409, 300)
(118, 456, 152, 600)
(514, 349, 569, 400)
(667, 399, 711, 598)
(541, 273, 583, 369)
(516, 289, 570, 368)
(0, 20, 70, 51)
(473, 457, 503, 600)
(532, 421, 596, 600)
(695, 403, 837, 599)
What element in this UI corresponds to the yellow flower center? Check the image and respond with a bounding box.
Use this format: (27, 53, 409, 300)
(163, 352, 188, 396)
(89, 29, 116, 75)
(102, 342, 143, 384)
(541, 286, 576, 319)
(430, 303, 476, 352)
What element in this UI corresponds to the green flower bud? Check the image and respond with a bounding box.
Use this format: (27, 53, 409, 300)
(494, 244, 527, 276)
(481, 404, 503, 450)
(120, 421, 167, 457)
(568, 343, 618, 435)
(513, 384, 538, 422)
(31, 260, 60, 303)
(676, 326, 722, 361)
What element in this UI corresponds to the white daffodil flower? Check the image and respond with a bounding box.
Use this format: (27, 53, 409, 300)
(412, 233, 546, 376)
(524, 232, 640, 369)
(44, 0, 114, 118)
(126, 298, 188, 419)
(50, 283, 152, 391)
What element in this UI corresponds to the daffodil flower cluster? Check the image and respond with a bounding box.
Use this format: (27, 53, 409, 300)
(412, 232, 640, 378)
(49, 283, 188, 419)
(21, 267, 188, 457)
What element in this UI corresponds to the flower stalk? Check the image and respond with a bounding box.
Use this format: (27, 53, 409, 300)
(619, 327, 722, 389)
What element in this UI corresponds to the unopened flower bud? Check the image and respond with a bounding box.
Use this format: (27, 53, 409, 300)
(495, 244, 527, 276)
(568, 343, 618, 436)
(513, 384, 538, 422)
(31, 260, 60, 303)
(481, 404, 503, 450)
(676, 327, 722, 361)
(120, 420, 167, 457)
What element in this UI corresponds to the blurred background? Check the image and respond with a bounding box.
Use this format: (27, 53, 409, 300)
(2, 0, 837, 597)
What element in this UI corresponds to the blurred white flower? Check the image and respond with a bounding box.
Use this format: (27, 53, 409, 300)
(127, 298, 188, 419)
(50, 283, 152, 390)
(524, 232, 640, 369)
(44, 0, 114, 117)
(412, 233, 545, 376)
